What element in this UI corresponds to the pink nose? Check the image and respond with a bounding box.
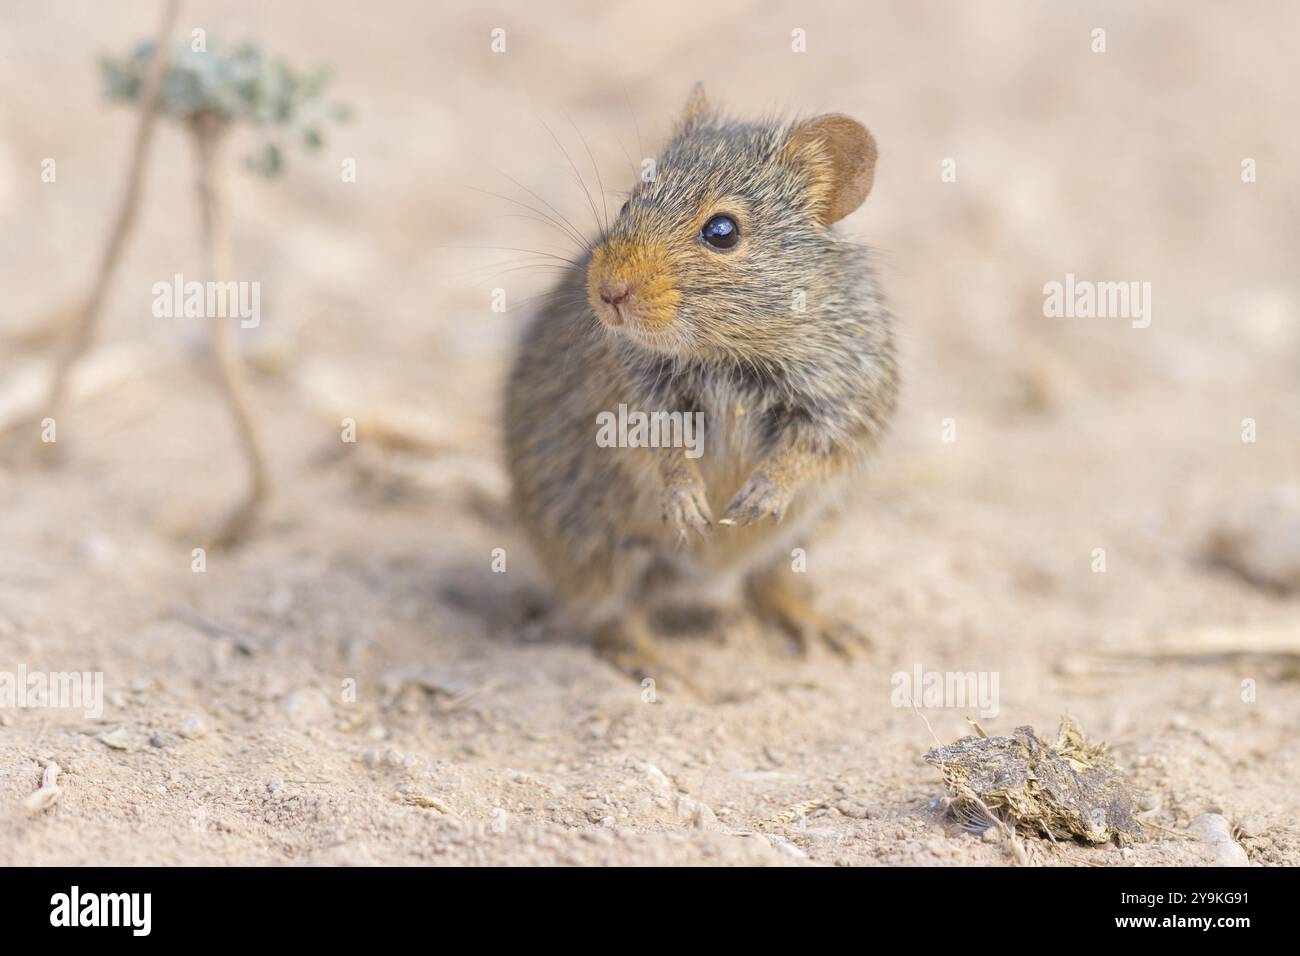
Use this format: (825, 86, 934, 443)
(599, 281, 630, 306)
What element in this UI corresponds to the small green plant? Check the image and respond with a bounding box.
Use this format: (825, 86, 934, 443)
(101, 39, 350, 176)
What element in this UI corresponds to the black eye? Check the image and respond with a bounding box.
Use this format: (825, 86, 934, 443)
(701, 214, 739, 249)
(619, 200, 630, 217)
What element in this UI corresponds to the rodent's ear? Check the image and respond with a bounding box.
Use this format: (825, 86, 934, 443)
(676, 82, 714, 133)
(784, 114, 878, 225)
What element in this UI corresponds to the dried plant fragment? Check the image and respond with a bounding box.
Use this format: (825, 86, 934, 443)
(925, 716, 1143, 846)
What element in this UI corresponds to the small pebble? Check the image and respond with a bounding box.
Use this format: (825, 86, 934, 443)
(177, 717, 207, 739)
(835, 798, 872, 819)
(97, 727, 133, 751)
(282, 687, 332, 726)
(1189, 813, 1250, 866)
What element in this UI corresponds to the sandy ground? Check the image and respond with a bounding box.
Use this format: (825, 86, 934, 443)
(2, 0, 1298, 865)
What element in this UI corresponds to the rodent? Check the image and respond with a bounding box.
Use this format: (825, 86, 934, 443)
(505, 85, 897, 685)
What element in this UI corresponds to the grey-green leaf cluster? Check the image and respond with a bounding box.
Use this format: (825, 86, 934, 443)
(101, 40, 351, 177)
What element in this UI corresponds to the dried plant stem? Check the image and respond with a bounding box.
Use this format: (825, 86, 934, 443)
(23, 762, 63, 815)
(192, 115, 270, 547)
(30, 0, 181, 456)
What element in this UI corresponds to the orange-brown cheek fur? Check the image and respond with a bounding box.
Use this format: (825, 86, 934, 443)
(587, 238, 682, 330)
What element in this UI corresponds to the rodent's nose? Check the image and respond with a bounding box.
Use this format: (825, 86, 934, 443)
(599, 281, 631, 307)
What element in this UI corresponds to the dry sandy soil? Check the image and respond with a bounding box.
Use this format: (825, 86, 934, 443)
(2, 0, 1298, 865)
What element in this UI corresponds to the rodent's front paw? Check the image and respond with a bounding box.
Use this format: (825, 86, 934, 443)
(719, 473, 792, 527)
(661, 483, 713, 540)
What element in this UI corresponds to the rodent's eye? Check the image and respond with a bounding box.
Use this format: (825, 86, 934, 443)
(701, 214, 739, 250)
(619, 200, 630, 217)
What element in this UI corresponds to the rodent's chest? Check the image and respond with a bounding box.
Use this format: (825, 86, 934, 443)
(620, 359, 795, 491)
(676, 379, 777, 490)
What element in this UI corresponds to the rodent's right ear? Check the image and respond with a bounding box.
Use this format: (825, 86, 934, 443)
(675, 82, 714, 134)
(784, 114, 878, 225)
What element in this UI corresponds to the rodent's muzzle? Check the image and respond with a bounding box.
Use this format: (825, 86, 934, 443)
(586, 237, 682, 337)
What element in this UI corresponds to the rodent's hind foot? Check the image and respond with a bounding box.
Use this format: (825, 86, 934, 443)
(745, 569, 870, 659)
(800, 615, 871, 659)
(766, 608, 871, 659)
(592, 617, 703, 697)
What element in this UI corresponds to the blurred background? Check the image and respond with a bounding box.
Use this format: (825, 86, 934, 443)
(0, 1, 1297, 865)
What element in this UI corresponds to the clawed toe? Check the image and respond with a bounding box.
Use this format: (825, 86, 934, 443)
(795, 616, 871, 659)
(593, 621, 703, 697)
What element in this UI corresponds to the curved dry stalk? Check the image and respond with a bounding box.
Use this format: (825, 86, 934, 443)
(192, 114, 270, 548)
(24, 0, 181, 458)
